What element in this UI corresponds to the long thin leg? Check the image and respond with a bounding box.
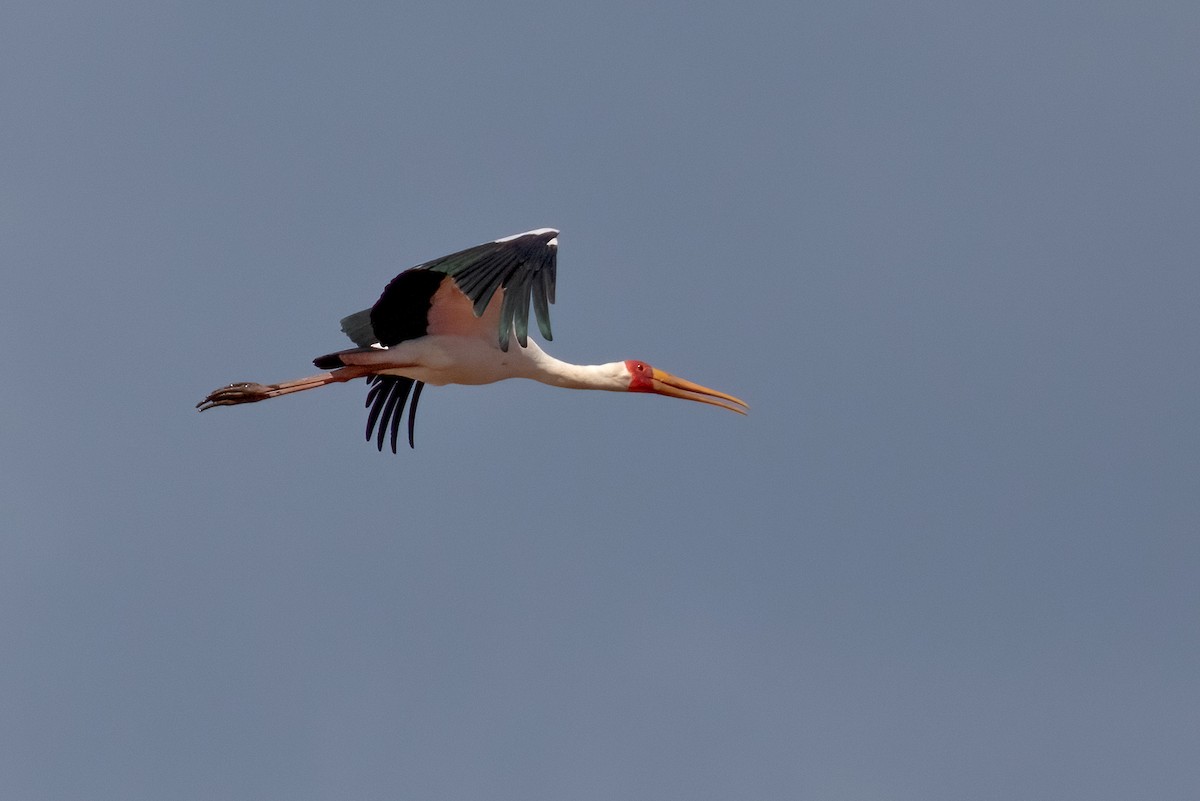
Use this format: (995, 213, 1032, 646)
(196, 366, 373, 411)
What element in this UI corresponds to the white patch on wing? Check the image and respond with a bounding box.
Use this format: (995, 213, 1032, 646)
(495, 227, 558, 242)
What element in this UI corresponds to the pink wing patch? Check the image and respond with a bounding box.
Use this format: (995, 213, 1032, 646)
(425, 280, 504, 342)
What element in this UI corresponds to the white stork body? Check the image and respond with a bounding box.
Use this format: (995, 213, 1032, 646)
(198, 228, 746, 452)
(341, 276, 628, 389)
(343, 337, 626, 390)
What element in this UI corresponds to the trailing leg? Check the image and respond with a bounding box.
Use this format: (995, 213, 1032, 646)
(196, 366, 371, 411)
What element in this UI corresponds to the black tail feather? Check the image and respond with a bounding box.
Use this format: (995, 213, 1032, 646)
(313, 352, 346, 370)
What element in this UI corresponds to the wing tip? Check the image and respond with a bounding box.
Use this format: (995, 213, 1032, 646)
(495, 227, 559, 243)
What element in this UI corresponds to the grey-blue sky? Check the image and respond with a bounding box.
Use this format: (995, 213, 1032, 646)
(2, 1, 1198, 799)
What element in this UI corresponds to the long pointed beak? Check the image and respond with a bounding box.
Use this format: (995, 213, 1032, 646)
(650, 368, 749, 415)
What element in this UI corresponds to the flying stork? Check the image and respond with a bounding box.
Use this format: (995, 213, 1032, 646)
(197, 228, 748, 451)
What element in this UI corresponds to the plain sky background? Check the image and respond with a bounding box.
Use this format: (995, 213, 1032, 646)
(3, 2, 1198, 799)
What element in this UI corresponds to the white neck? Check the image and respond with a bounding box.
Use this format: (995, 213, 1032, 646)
(515, 340, 627, 392)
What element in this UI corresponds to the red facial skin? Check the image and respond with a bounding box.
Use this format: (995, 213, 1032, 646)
(625, 360, 655, 392)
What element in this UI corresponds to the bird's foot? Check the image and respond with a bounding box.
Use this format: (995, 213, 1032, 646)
(196, 382, 273, 411)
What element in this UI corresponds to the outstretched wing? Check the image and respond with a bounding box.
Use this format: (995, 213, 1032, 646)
(368, 227, 558, 352)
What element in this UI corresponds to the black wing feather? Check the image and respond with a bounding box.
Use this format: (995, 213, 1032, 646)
(364, 375, 423, 452)
(375, 381, 404, 452)
(367, 269, 446, 348)
(407, 381, 424, 449)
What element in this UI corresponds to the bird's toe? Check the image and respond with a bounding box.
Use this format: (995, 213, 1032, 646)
(196, 382, 272, 411)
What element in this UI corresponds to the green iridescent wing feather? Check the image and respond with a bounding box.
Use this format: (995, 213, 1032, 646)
(419, 229, 558, 351)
